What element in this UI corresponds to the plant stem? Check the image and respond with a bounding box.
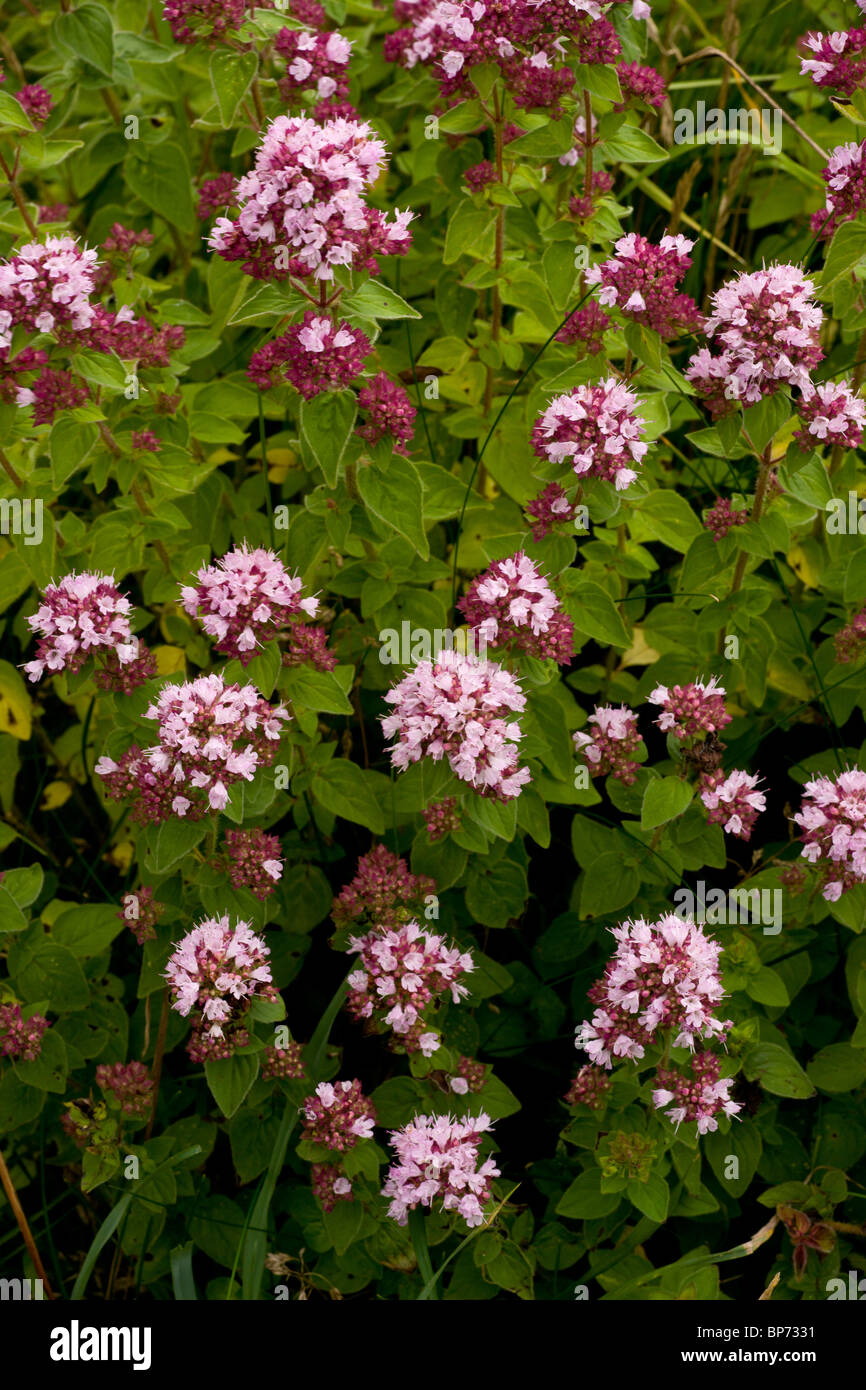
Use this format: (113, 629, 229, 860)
(729, 443, 773, 597)
(0, 149, 37, 235)
(408, 1206, 438, 1299)
(0, 1145, 55, 1297)
(144, 989, 170, 1141)
(251, 77, 266, 127)
(0, 446, 23, 487)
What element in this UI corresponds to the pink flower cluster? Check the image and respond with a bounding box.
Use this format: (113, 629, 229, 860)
(794, 768, 866, 900)
(800, 28, 866, 96)
(197, 172, 238, 221)
(302, 1079, 376, 1150)
(569, 170, 615, 221)
(686, 264, 824, 414)
(450, 1055, 487, 1095)
(164, 915, 277, 1061)
(0, 236, 98, 353)
(459, 552, 574, 665)
(357, 372, 417, 447)
(181, 543, 319, 664)
(616, 61, 667, 109)
(649, 677, 731, 738)
(247, 314, 370, 397)
(795, 380, 866, 452)
(345, 919, 474, 1056)
(704, 496, 748, 541)
(585, 233, 703, 341)
(565, 1063, 612, 1110)
(835, 608, 866, 664)
(699, 769, 766, 841)
(23, 572, 143, 684)
(811, 140, 866, 240)
(556, 301, 611, 355)
(261, 1039, 306, 1081)
(382, 1112, 500, 1229)
(0, 1001, 49, 1061)
(95, 673, 289, 822)
(532, 379, 649, 491)
(524, 482, 580, 541)
(95, 1061, 153, 1119)
(162, 0, 246, 45)
(465, 160, 497, 191)
(131, 429, 161, 454)
(0, 236, 184, 420)
(575, 914, 732, 1069)
(573, 704, 643, 785)
(653, 1052, 741, 1135)
(118, 885, 165, 946)
(17, 83, 52, 126)
(275, 27, 353, 111)
(221, 828, 284, 899)
(332, 845, 435, 930)
(385, 0, 635, 109)
(13, 366, 90, 423)
(282, 622, 337, 672)
(95, 643, 158, 696)
(382, 649, 530, 801)
(209, 115, 413, 282)
(312, 1163, 353, 1212)
(423, 796, 461, 841)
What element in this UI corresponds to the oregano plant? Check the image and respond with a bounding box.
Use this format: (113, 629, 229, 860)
(1, 0, 866, 1318)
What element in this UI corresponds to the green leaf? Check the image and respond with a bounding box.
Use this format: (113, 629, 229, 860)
(357, 455, 429, 559)
(573, 62, 622, 104)
(55, 3, 115, 77)
(601, 124, 667, 163)
(506, 116, 575, 159)
(807, 1043, 866, 1094)
(568, 582, 630, 648)
(143, 819, 207, 874)
(282, 665, 353, 715)
(821, 220, 866, 290)
(443, 202, 497, 263)
(342, 282, 421, 320)
(299, 390, 356, 488)
(579, 851, 640, 917)
(742, 394, 790, 454)
(745, 966, 790, 1008)
(9, 938, 89, 1011)
(209, 49, 258, 127)
(205, 1053, 260, 1118)
(81, 1148, 122, 1194)
(125, 142, 196, 234)
(704, 1123, 762, 1199)
(52, 902, 124, 957)
(12, 1029, 68, 1093)
(170, 1243, 199, 1301)
(0, 92, 34, 131)
(557, 1168, 623, 1219)
(627, 1173, 669, 1223)
(640, 777, 693, 830)
(312, 759, 385, 834)
(227, 283, 301, 326)
(465, 856, 528, 928)
(0, 865, 42, 909)
(323, 1198, 364, 1255)
(743, 1043, 815, 1099)
(634, 490, 703, 552)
